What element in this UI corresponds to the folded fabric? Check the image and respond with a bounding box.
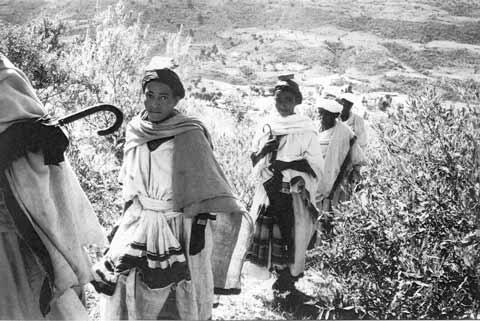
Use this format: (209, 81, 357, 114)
(0, 54, 107, 313)
(0, 119, 69, 169)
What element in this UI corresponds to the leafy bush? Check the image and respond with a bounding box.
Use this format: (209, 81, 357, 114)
(0, 18, 71, 108)
(308, 87, 480, 319)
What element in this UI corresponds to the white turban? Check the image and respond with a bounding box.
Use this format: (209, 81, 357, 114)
(318, 98, 342, 113)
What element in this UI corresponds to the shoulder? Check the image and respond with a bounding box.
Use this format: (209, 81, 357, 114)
(336, 120, 355, 137)
(176, 113, 208, 132)
(353, 113, 365, 123)
(126, 115, 141, 131)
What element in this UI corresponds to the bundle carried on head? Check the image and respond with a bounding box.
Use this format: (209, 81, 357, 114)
(274, 74, 303, 104)
(141, 56, 185, 98)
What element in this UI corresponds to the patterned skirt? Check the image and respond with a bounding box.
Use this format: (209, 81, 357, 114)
(246, 185, 318, 276)
(105, 196, 191, 288)
(96, 195, 215, 320)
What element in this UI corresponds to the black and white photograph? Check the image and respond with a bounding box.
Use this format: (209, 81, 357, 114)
(0, 0, 479, 319)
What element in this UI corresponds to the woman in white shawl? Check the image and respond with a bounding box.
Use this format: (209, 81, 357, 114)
(246, 76, 324, 308)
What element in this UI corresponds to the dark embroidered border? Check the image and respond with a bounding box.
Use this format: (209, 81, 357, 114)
(129, 242, 184, 262)
(117, 255, 191, 289)
(214, 287, 241, 295)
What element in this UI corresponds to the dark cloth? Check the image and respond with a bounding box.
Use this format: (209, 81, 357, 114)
(246, 203, 292, 267)
(189, 213, 216, 255)
(147, 136, 174, 151)
(248, 169, 295, 267)
(263, 170, 294, 248)
(271, 159, 317, 178)
(0, 118, 68, 170)
(142, 69, 185, 98)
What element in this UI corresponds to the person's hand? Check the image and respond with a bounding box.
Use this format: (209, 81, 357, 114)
(90, 260, 118, 296)
(259, 138, 278, 157)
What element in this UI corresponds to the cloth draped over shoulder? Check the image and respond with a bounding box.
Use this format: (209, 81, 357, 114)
(251, 113, 324, 206)
(120, 111, 253, 292)
(247, 113, 323, 273)
(345, 113, 368, 149)
(0, 54, 107, 313)
(316, 120, 366, 201)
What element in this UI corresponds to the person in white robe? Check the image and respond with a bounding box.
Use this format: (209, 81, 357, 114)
(338, 93, 368, 150)
(316, 98, 366, 236)
(246, 77, 324, 309)
(94, 59, 252, 320)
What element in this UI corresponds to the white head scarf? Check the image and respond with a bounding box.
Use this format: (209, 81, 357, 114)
(318, 98, 342, 113)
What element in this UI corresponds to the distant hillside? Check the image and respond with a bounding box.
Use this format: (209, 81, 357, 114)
(3, 0, 480, 43)
(2, 0, 480, 99)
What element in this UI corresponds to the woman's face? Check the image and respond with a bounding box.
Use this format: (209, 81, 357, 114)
(144, 81, 179, 122)
(275, 90, 297, 117)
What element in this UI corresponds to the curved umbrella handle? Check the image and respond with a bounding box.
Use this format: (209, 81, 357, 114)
(263, 123, 273, 139)
(57, 104, 124, 136)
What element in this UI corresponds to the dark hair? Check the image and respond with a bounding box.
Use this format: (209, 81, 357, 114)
(274, 79, 302, 104)
(341, 98, 354, 109)
(142, 68, 185, 99)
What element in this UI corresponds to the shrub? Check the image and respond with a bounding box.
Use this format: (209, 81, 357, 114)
(308, 86, 480, 319)
(0, 18, 71, 108)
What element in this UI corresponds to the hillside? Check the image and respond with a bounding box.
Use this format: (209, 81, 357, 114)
(2, 0, 480, 101)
